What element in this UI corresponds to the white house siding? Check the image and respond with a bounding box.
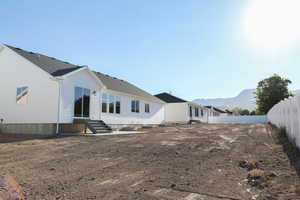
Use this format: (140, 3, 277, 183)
(100, 90, 165, 125)
(0, 45, 58, 124)
(189, 104, 208, 123)
(164, 103, 208, 123)
(164, 103, 189, 123)
(60, 69, 102, 123)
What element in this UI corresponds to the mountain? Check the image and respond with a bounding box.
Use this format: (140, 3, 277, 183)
(193, 89, 300, 111)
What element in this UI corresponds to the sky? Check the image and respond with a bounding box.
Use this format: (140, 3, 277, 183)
(1, 0, 300, 100)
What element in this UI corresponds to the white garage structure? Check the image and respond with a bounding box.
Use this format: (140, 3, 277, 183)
(0, 45, 165, 135)
(155, 93, 209, 123)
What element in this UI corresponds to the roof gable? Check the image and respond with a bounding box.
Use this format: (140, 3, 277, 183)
(155, 93, 187, 103)
(6, 45, 82, 76)
(205, 106, 226, 113)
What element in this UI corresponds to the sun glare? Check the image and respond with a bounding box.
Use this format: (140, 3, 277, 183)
(243, 0, 300, 50)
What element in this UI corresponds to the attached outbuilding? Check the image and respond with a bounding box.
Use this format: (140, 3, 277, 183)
(155, 93, 208, 124)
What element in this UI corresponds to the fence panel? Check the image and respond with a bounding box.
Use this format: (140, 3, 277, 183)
(267, 95, 300, 148)
(208, 115, 267, 124)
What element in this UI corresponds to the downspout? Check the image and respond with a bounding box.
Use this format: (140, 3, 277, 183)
(56, 79, 62, 135)
(50, 77, 64, 136)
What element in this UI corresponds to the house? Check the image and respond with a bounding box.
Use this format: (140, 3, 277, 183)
(224, 109, 233, 116)
(155, 92, 208, 123)
(204, 106, 227, 117)
(0, 45, 165, 135)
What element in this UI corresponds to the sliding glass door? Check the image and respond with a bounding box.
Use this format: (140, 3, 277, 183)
(74, 87, 90, 118)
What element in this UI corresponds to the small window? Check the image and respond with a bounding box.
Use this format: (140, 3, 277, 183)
(131, 100, 135, 112)
(136, 101, 140, 113)
(102, 93, 108, 113)
(131, 100, 140, 113)
(16, 87, 28, 104)
(109, 94, 115, 113)
(145, 103, 150, 113)
(195, 108, 199, 117)
(116, 96, 121, 114)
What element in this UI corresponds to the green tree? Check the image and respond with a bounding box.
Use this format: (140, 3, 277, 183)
(250, 110, 256, 115)
(240, 109, 250, 116)
(255, 74, 292, 114)
(229, 108, 250, 115)
(230, 107, 243, 115)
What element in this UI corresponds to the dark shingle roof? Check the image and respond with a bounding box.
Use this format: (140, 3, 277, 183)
(6, 45, 82, 76)
(6, 45, 164, 103)
(155, 93, 187, 103)
(94, 72, 164, 103)
(205, 106, 226, 113)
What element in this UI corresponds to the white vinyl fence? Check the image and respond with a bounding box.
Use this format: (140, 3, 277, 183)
(208, 115, 267, 124)
(267, 95, 300, 147)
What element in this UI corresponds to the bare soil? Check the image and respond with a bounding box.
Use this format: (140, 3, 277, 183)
(0, 123, 300, 200)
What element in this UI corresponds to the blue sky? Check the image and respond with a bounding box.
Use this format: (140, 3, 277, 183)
(1, 1, 300, 100)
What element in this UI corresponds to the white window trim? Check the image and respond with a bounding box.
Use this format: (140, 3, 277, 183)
(131, 100, 140, 113)
(16, 86, 29, 105)
(102, 93, 121, 115)
(145, 103, 150, 113)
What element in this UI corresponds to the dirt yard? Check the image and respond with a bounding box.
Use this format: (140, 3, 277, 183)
(0, 123, 300, 200)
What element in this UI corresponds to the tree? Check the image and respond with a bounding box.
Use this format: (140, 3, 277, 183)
(255, 74, 292, 114)
(229, 108, 250, 115)
(250, 110, 256, 115)
(230, 107, 243, 115)
(240, 109, 250, 116)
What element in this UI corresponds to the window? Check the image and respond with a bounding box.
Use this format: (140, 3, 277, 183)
(131, 100, 135, 112)
(201, 109, 204, 117)
(195, 108, 199, 117)
(83, 88, 90, 117)
(102, 93, 121, 114)
(102, 93, 108, 113)
(131, 100, 140, 113)
(109, 94, 114, 113)
(136, 101, 140, 113)
(74, 87, 90, 117)
(145, 103, 150, 113)
(16, 87, 28, 104)
(116, 96, 121, 114)
(189, 106, 192, 117)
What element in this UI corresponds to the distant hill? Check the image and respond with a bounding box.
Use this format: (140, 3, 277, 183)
(193, 89, 300, 111)
(294, 89, 300, 94)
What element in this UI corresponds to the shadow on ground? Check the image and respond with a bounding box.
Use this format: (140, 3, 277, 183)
(0, 133, 58, 144)
(274, 126, 300, 178)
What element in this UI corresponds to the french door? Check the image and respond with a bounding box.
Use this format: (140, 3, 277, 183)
(74, 87, 90, 118)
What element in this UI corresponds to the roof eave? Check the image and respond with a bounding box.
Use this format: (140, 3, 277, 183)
(61, 67, 106, 89)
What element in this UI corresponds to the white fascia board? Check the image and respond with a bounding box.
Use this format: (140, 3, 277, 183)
(0, 45, 5, 54)
(61, 67, 106, 89)
(60, 66, 87, 78)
